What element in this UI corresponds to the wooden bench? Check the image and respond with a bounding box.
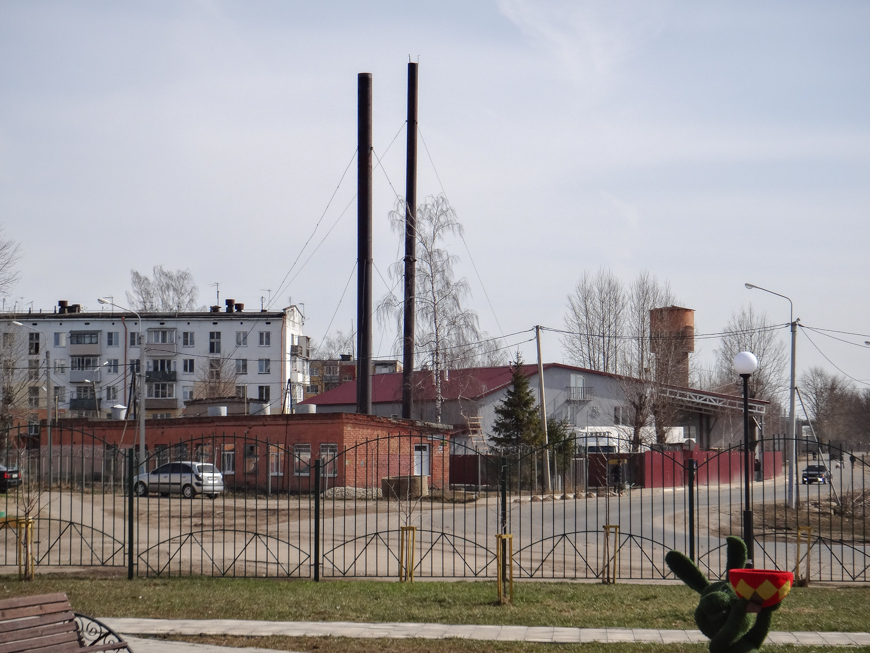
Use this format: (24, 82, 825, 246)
(0, 592, 132, 652)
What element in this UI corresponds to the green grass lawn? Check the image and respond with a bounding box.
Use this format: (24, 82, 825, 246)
(1, 576, 867, 634)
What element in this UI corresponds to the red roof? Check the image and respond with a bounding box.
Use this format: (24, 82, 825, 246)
(301, 362, 770, 409)
(301, 364, 548, 406)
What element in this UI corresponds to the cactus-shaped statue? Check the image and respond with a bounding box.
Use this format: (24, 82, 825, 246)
(665, 536, 778, 653)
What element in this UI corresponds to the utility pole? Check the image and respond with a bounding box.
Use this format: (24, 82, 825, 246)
(356, 72, 373, 415)
(402, 61, 418, 420)
(536, 326, 551, 493)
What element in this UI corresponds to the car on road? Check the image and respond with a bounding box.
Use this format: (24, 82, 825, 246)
(802, 465, 828, 484)
(133, 461, 224, 499)
(0, 464, 22, 493)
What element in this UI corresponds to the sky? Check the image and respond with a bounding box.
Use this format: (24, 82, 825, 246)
(1, 0, 869, 407)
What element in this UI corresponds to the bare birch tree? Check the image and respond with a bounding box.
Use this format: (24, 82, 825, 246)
(311, 330, 354, 359)
(0, 225, 21, 299)
(127, 266, 201, 312)
(799, 366, 855, 444)
(562, 269, 624, 374)
(194, 357, 238, 400)
(714, 305, 788, 402)
(378, 195, 505, 422)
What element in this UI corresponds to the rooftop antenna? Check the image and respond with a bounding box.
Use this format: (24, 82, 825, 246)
(210, 282, 220, 306)
(261, 288, 272, 309)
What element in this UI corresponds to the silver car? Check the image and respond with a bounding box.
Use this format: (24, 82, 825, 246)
(134, 461, 224, 499)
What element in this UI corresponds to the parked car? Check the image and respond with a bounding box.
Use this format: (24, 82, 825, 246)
(0, 464, 22, 493)
(802, 465, 828, 485)
(133, 461, 224, 499)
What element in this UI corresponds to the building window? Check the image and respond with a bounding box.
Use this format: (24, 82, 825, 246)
(614, 406, 629, 426)
(152, 413, 172, 419)
(209, 332, 221, 354)
(258, 385, 270, 402)
(131, 359, 141, 374)
(28, 332, 40, 355)
(53, 386, 66, 403)
(54, 332, 67, 347)
(105, 386, 118, 401)
(106, 359, 119, 374)
(269, 446, 284, 476)
(182, 386, 194, 401)
(181, 359, 194, 373)
(235, 359, 247, 375)
(235, 385, 246, 399)
(76, 385, 96, 400)
(208, 359, 221, 381)
(148, 330, 175, 344)
(70, 332, 98, 345)
(293, 444, 311, 476)
(149, 358, 175, 373)
(258, 359, 270, 374)
(2, 333, 13, 348)
(129, 331, 140, 347)
(54, 359, 66, 374)
(182, 332, 194, 347)
(259, 332, 271, 347)
(221, 445, 235, 475)
(71, 356, 101, 371)
(28, 386, 40, 408)
(148, 383, 176, 399)
(236, 332, 247, 346)
(306, 385, 319, 394)
(28, 359, 40, 380)
(107, 332, 119, 347)
(320, 444, 338, 477)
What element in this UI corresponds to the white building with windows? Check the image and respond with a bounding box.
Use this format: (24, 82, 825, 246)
(1, 300, 310, 422)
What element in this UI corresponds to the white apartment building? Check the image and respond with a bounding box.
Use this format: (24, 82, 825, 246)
(1, 300, 310, 422)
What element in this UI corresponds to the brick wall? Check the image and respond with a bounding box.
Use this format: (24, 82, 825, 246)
(47, 413, 450, 492)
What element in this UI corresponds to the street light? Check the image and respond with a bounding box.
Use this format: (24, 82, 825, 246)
(745, 283, 798, 508)
(98, 298, 146, 472)
(734, 350, 758, 565)
(84, 361, 109, 416)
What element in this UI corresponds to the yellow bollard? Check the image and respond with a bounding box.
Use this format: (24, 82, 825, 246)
(399, 526, 417, 582)
(795, 526, 813, 587)
(496, 533, 514, 604)
(1, 517, 35, 581)
(602, 525, 619, 584)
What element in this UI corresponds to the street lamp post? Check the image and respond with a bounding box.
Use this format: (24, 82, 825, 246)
(734, 351, 758, 565)
(98, 298, 146, 472)
(745, 283, 798, 508)
(84, 361, 109, 416)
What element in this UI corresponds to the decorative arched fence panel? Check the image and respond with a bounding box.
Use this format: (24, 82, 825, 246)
(317, 435, 499, 579)
(1, 425, 866, 582)
(0, 424, 129, 572)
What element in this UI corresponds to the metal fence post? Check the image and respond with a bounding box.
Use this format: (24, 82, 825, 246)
(127, 448, 134, 580)
(313, 458, 321, 582)
(687, 459, 697, 563)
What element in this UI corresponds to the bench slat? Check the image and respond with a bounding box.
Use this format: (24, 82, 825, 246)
(0, 599, 73, 622)
(0, 618, 77, 643)
(0, 592, 69, 611)
(0, 608, 76, 633)
(0, 630, 82, 653)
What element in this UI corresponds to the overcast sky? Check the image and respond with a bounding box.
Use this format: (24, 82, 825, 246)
(2, 1, 869, 401)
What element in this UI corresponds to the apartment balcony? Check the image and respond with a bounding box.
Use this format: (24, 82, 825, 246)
(69, 398, 100, 411)
(146, 370, 177, 382)
(70, 369, 102, 383)
(145, 398, 178, 410)
(565, 386, 593, 402)
(69, 343, 101, 356)
(291, 344, 310, 359)
(146, 342, 177, 355)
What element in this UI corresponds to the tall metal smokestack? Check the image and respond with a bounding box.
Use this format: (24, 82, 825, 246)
(401, 62, 418, 420)
(356, 73, 373, 415)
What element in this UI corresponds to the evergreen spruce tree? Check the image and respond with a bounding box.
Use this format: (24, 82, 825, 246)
(491, 356, 543, 451)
